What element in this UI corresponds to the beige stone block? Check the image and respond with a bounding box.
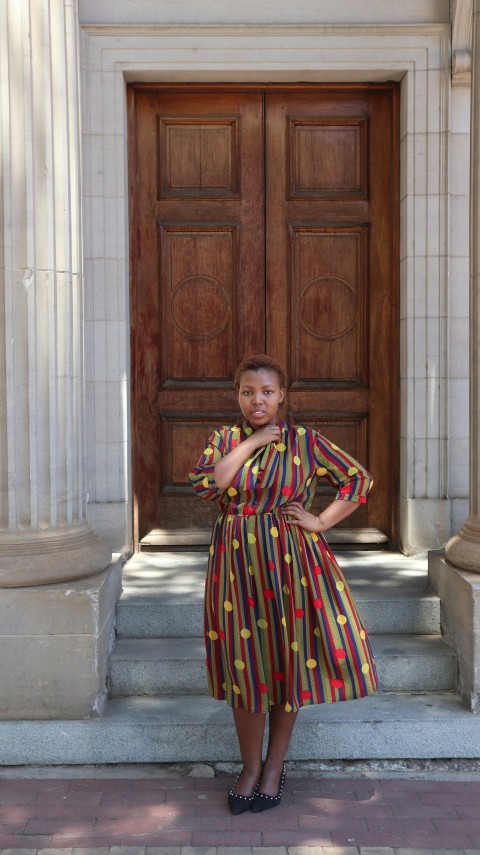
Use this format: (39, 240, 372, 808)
(0, 559, 122, 719)
(429, 552, 480, 710)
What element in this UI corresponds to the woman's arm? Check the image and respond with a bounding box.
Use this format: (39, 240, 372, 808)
(282, 498, 361, 533)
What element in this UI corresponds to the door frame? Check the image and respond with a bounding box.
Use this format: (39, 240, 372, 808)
(128, 82, 400, 549)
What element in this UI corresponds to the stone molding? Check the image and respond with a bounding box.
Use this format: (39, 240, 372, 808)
(451, 0, 474, 83)
(80, 22, 454, 553)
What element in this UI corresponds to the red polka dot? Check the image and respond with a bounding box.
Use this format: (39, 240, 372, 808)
(220, 544, 226, 554)
(313, 598, 324, 609)
(247, 596, 255, 607)
(335, 649, 347, 660)
(244, 506, 254, 515)
(264, 589, 275, 599)
(300, 689, 311, 700)
(331, 678, 344, 689)
(314, 565, 322, 575)
(359, 496, 367, 504)
(213, 574, 219, 583)
(282, 486, 292, 497)
(295, 608, 305, 619)
(259, 683, 268, 693)
(268, 560, 276, 571)
(218, 630, 226, 640)
(273, 672, 285, 681)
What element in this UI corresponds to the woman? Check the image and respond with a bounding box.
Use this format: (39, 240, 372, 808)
(189, 355, 377, 814)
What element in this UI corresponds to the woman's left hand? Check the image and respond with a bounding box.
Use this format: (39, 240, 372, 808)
(282, 502, 321, 533)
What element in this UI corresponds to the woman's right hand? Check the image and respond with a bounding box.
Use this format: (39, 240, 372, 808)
(250, 424, 282, 449)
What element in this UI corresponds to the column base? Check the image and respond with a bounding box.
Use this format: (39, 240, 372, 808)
(0, 525, 112, 587)
(0, 558, 122, 719)
(429, 550, 480, 712)
(445, 515, 480, 573)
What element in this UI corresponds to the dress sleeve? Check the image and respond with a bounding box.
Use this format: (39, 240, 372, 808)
(189, 429, 227, 502)
(314, 431, 373, 504)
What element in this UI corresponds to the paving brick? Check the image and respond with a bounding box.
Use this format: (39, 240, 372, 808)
(178, 847, 217, 855)
(165, 791, 226, 805)
(395, 849, 467, 855)
(0, 849, 38, 855)
(134, 780, 193, 792)
(192, 831, 262, 847)
(24, 819, 96, 835)
(261, 830, 332, 847)
(35, 791, 102, 807)
(401, 832, 474, 848)
(230, 812, 298, 831)
(434, 818, 480, 833)
(419, 791, 480, 805)
(72, 848, 111, 855)
(215, 847, 253, 855)
(109, 848, 146, 855)
(145, 848, 182, 855)
(37, 849, 74, 855)
(391, 803, 458, 819)
(121, 833, 192, 847)
(358, 848, 396, 855)
(365, 818, 436, 833)
(252, 847, 287, 855)
(299, 816, 368, 833)
(49, 836, 123, 848)
(331, 832, 402, 848)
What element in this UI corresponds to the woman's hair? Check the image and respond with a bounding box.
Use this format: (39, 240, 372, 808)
(234, 354, 287, 391)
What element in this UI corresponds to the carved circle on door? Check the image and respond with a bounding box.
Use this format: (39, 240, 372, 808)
(170, 275, 230, 339)
(300, 275, 357, 339)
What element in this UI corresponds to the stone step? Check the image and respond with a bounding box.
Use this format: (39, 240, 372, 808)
(116, 550, 440, 638)
(0, 692, 477, 765)
(109, 634, 456, 697)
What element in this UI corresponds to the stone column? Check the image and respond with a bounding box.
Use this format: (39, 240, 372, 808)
(445, 0, 480, 573)
(0, 0, 111, 586)
(429, 0, 480, 712)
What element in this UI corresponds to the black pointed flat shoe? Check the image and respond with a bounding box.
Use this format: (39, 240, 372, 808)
(250, 765, 286, 813)
(227, 772, 260, 815)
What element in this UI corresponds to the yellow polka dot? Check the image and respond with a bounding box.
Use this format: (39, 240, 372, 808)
(222, 681, 227, 690)
(306, 478, 312, 486)
(331, 443, 340, 450)
(245, 459, 253, 466)
(283, 585, 290, 595)
(202, 476, 209, 488)
(306, 658, 317, 669)
(316, 467, 327, 476)
(210, 545, 214, 556)
(208, 630, 218, 640)
(285, 702, 293, 712)
(337, 614, 347, 625)
(257, 618, 268, 629)
(233, 539, 240, 549)
(285, 554, 292, 563)
(235, 659, 246, 670)
(249, 565, 255, 576)
(311, 532, 318, 542)
(204, 448, 213, 456)
(360, 630, 366, 640)
(336, 581, 345, 592)
(240, 628, 251, 639)
(297, 427, 306, 435)
(281, 617, 287, 626)
(270, 526, 279, 538)
(231, 426, 240, 433)
(275, 443, 286, 452)
(228, 487, 237, 497)
(252, 466, 259, 474)
(245, 427, 253, 435)
(362, 663, 370, 674)
(230, 572, 235, 582)
(224, 601, 233, 612)
(233, 684, 241, 694)
(291, 641, 299, 651)
(247, 533, 256, 544)
(301, 576, 308, 587)
(293, 455, 301, 465)
(348, 466, 358, 476)
(314, 628, 321, 637)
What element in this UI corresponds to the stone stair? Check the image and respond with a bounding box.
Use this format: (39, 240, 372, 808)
(2, 549, 480, 766)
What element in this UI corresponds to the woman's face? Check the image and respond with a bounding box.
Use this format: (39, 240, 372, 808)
(237, 368, 285, 429)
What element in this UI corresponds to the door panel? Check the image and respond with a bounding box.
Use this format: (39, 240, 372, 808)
(129, 85, 399, 545)
(265, 89, 398, 534)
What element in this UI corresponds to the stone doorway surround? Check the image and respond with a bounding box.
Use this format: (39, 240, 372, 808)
(80, 22, 465, 557)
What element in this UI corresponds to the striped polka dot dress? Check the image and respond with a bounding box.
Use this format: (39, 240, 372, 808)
(189, 421, 378, 713)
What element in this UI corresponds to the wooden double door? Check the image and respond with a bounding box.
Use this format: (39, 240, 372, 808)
(129, 85, 399, 546)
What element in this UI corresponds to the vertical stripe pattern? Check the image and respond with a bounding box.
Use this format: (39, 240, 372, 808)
(190, 421, 377, 713)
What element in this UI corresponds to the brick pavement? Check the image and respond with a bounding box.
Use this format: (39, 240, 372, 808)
(0, 774, 479, 853)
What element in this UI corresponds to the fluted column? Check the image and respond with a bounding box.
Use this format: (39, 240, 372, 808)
(0, 0, 111, 586)
(446, 0, 480, 571)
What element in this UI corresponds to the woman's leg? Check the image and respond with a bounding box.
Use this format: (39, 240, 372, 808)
(231, 707, 266, 795)
(260, 705, 298, 795)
